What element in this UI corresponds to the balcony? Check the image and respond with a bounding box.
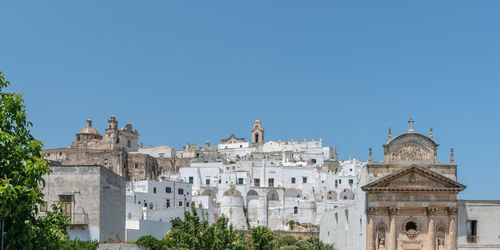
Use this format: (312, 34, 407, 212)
(467, 235, 477, 243)
(68, 213, 89, 226)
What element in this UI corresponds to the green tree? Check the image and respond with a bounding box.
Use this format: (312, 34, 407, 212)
(163, 207, 247, 250)
(250, 226, 275, 250)
(135, 235, 163, 250)
(300, 237, 335, 250)
(0, 71, 69, 249)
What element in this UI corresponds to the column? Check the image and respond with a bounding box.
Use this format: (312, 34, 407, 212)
(388, 207, 399, 250)
(366, 207, 377, 250)
(447, 207, 458, 250)
(426, 207, 438, 250)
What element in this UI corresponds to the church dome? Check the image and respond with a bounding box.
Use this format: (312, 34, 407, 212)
(79, 119, 101, 135)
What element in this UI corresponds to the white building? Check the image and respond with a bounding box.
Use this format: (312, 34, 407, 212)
(125, 179, 210, 241)
(176, 159, 364, 230)
(41, 165, 126, 242)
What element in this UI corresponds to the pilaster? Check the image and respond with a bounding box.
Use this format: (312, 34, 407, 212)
(367, 207, 377, 250)
(447, 207, 458, 250)
(388, 207, 399, 250)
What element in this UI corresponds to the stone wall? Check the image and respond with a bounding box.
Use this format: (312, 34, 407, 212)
(100, 166, 127, 242)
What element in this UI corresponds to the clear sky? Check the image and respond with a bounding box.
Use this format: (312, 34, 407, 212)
(1, 1, 499, 200)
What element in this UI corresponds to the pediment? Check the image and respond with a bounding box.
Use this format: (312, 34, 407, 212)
(362, 165, 466, 192)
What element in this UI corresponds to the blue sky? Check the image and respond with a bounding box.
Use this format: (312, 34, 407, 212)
(1, 1, 499, 199)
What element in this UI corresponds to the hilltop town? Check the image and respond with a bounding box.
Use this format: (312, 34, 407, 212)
(41, 116, 500, 249)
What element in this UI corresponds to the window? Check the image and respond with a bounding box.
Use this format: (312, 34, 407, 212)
(254, 178, 260, 187)
(40, 202, 47, 212)
(311, 159, 316, 164)
(219, 179, 222, 184)
(291, 177, 296, 184)
(166, 187, 171, 193)
(268, 178, 274, 187)
(339, 179, 342, 184)
(294, 206, 298, 214)
(302, 177, 307, 183)
(59, 195, 73, 216)
(467, 220, 478, 243)
(189, 176, 194, 184)
(127, 139, 131, 148)
(179, 201, 183, 207)
(150, 203, 153, 209)
(153, 187, 157, 193)
(135, 163, 138, 169)
(166, 199, 170, 208)
(206, 179, 210, 185)
(335, 180, 338, 187)
(178, 188, 184, 195)
(144, 202, 148, 208)
(349, 179, 354, 185)
(405, 221, 417, 231)
(186, 202, 189, 207)
(238, 178, 244, 185)
(240, 145, 242, 148)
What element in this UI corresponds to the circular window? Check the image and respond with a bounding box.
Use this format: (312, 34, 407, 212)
(403, 219, 420, 239)
(405, 221, 418, 231)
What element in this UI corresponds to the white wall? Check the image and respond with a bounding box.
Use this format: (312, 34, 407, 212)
(457, 200, 500, 249)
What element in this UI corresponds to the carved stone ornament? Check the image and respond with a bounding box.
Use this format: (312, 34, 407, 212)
(388, 207, 400, 216)
(426, 207, 438, 216)
(367, 207, 377, 216)
(405, 229, 419, 240)
(447, 207, 458, 216)
(389, 143, 433, 161)
(408, 172, 416, 183)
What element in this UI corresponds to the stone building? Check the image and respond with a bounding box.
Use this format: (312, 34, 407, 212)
(40, 165, 126, 241)
(320, 120, 500, 250)
(44, 116, 159, 181)
(361, 121, 466, 250)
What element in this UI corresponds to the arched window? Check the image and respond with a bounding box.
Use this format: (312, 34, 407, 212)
(255, 133, 259, 143)
(127, 139, 131, 148)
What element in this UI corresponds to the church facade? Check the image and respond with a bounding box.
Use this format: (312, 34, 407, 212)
(362, 121, 465, 250)
(321, 120, 500, 250)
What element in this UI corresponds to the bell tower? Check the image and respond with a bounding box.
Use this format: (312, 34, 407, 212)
(104, 115, 119, 147)
(251, 119, 264, 145)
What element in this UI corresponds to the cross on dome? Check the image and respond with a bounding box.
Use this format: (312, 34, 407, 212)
(408, 118, 415, 133)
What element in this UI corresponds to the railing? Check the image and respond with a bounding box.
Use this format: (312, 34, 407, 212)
(68, 213, 89, 226)
(467, 235, 477, 243)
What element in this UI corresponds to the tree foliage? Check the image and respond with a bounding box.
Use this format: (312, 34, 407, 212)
(163, 207, 247, 250)
(135, 235, 163, 250)
(250, 226, 275, 250)
(0, 71, 69, 249)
